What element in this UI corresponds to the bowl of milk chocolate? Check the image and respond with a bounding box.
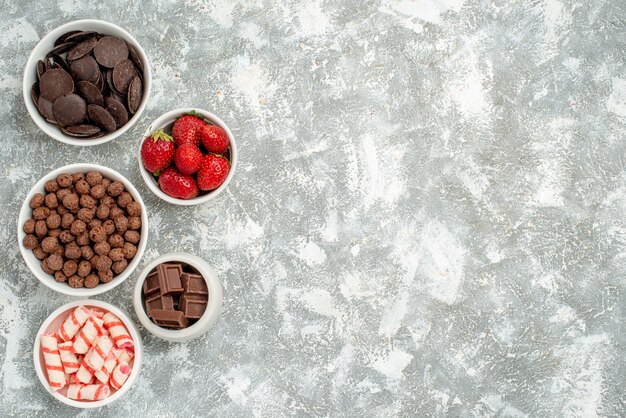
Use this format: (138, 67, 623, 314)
(133, 252, 223, 342)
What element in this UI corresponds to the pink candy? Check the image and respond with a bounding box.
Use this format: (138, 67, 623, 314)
(41, 334, 67, 391)
(76, 336, 113, 384)
(73, 315, 105, 354)
(103, 312, 133, 348)
(58, 306, 91, 342)
(110, 361, 131, 390)
(67, 384, 110, 401)
(58, 341, 80, 375)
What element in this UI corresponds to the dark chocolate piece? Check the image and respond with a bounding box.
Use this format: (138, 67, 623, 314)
(31, 83, 39, 105)
(77, 81, 104, 106)
(61, 124, 101, 137)
(143, 271, 159, 297)
(36, 60, 45, 81)
(181, 273, 208, 296)
(157, 263, 183, 295)
(64, 31, 98, 44)
(104, 96, 129, 128)
(37, 96, 55, 121)
(180, 294, 208, 320)
(87, 104, 116, 132)
(127, 76, 142, 114)
(127, 42, 144, 75)
(51, 54, 71, 73)
(112, 59, 137, 93)
(52, 94, 86, 127)
(69, 55, 99, 83)
(150, 309, 188, 329)
(66, 37, 97, 61)
(94, 36, 129, 68)
(39, 68, 74, 102)
(46, 42, 75, 58)
(54, 30, 81, 46)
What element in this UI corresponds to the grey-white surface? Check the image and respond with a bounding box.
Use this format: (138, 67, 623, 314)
(1, 0, 626, 417)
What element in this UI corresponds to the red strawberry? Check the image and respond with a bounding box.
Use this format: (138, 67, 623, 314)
(199, 124, 230, 154)
(174, 144, 203, 175)
(158, 167, 199, 199)
(172, 112, 204, 147)
(197, 154, 230, 191)
(141, 129, 175, 175)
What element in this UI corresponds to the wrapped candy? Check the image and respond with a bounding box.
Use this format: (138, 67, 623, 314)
(109, 361, 131, 390)
(103, 312, 133, 348)
(73, 315, 105, 354)
(58, 306, 91, 342)
(67, 384, 110, 401)
(41, 334, 67, 391)
(76, 336, 113, 384)
(95, 348, 122, 384)
(58, 341, 80, 375)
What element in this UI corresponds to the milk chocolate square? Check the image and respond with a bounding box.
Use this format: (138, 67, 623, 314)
(181, 273, 208, 296)
(180, 294, 208, 320)
(143, 271, 160, 297)
(157, 263, 183, 295)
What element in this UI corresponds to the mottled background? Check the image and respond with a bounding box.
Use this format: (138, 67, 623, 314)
(1, 0, 626, 416)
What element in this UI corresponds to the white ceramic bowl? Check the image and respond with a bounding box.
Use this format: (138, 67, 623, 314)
(17, 163, 149, 297)
(23, 19, 152, 146)
(34, 299, 142, 408)
(133, 252, 223, 342)
(137, 108, 237, 206)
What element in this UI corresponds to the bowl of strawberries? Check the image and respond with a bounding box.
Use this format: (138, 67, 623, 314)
(138, 108, 237, 205)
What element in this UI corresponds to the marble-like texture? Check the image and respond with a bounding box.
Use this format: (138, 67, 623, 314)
(1, 0, 625, 416)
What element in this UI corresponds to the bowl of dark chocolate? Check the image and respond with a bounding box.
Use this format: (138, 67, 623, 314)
(23, 19, 151, 146)
(133, 252, 223, 342)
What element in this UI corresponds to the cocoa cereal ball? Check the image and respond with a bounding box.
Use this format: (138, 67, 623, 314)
(89, 219, 102, 229)
(41, 236, 59, 253)
(57, 205, 68, 215)
(92, 254, 112, 271)
(90, 184, 106, 199)
(65, 242, 81, 260)
(80, 195, 97, 209)
(107, 181, 124, 197)
(45, 179, 60, 193)
(33, 246, 47, 260)
(30, 193, 44, 209)
(103, 219, 116, 235)
(94, 241, 111, 256)
(117, 192, 133, 208)
(107, 233, 124, 248)
(126, 202, 141, 217)
(62, 193, 79, 211)
(96, 204, 110, 220)
(23, 234, 38, 249)
(76, 231, 90, 246)
(57, 173, 73, 188)
(123, 242, 137, 259)
(23, 219, 35, 234)
(46, 212, 61, 229)
(41, 259, 54, 275)
(72, 173, 85, 183)
(128, 216, 141, 230)
(109, 206, 124, 219)
(89, 225, 107, 243)
(46, 254, 64, 271)
(49, 229, 61, 238)
(101, 178, 111, 189)
(85, 274, 99, 288)
(35, 220, 48, 237)
(70, 220, 87, 236)
(109, 248, 124, 262)
(112, 259, 128, 274)
(56, 188, 71, 200)
(81, 245, 94, 260)
(77, 207, 95, 222)
(100, 195, 114, 207)
(54, 271, 67, 283)
(68, 275, 84, 288)
(98, 269, 113, 283)
(78, 260, 91, 277)
(86, 171, 103, 186)
(59, 230, 75, 243)
(124, 230, 140, 244)
(61, 213, 75, 229)
(62, 260, 78, 276)
(75, 179, 90, 195)
(44, 193, 58, 209)
(114, 216, 128, 233)
(33, 206, 50, 220)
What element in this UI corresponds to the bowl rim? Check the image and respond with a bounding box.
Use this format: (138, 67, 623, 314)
(133, 252, 223, 342)
(137, 108, 238, 206)
(17, 163, 149, 297)
(23, 18, 152, 146)
(33, 299, 143, 408)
